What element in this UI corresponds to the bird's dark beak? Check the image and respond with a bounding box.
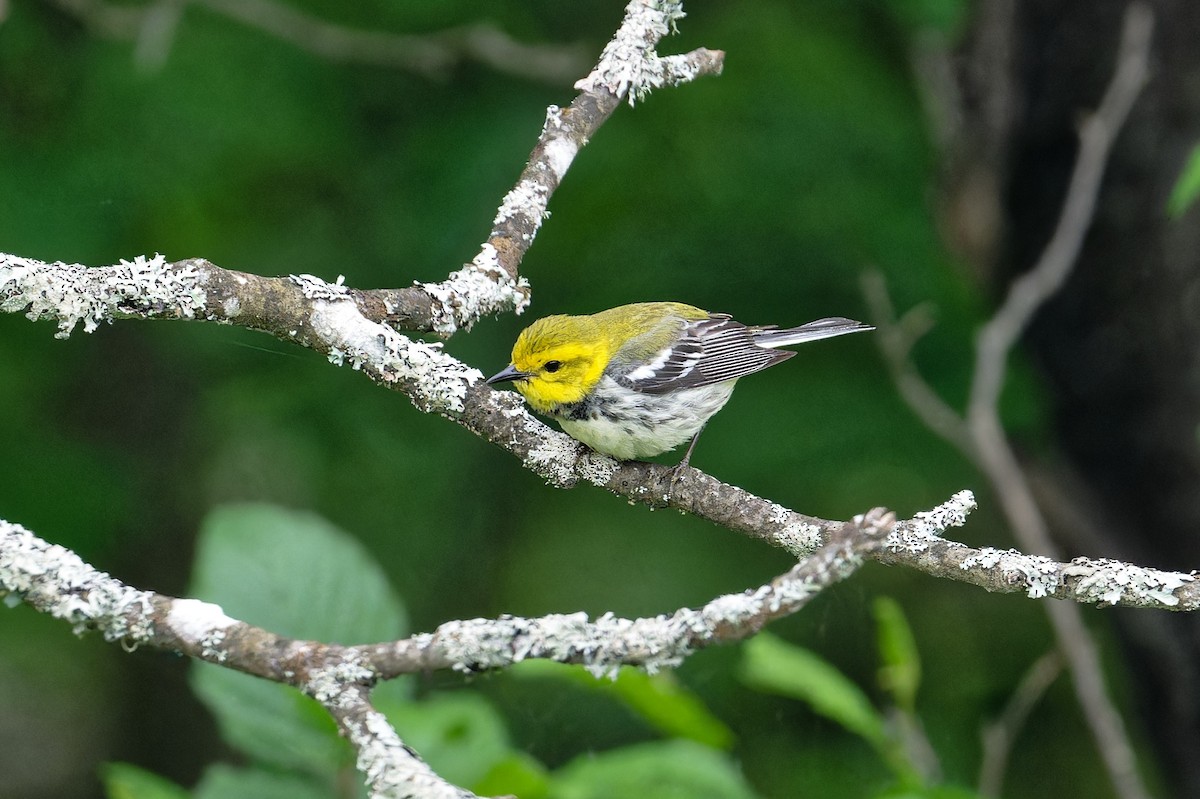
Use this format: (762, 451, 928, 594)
(486, 364, 530, 385)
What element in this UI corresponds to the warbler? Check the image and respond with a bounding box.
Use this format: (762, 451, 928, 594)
(486, 302, 872, 464)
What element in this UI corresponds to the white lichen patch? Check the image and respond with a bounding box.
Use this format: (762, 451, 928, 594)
(421, 252, 530, 335)
(523, 433, 582, 487)
(0, 520, 155, 642)
(344, 705, 466, 799)
(701, 591, 762, 627)
(542, 134, 580, 182)
(308, 297, 480, 416)
(766, 575, 823, 613)
(655, 51, 706, 86)
(1, 252, 207, 338)
(167, 598, 237, 661)
(1062, 557, 1193, 607)
(493, 179, 550, 230)
(290, 272, 349, 300)
(306, 655, 375, 705)
(574, 0, 686, 105)
(961, 547, 1062, 599)
(767, 507, 823, 557)
(575, 450, 620, 487)
(886, 490, 976, 553)
(911, 490, 976, 534)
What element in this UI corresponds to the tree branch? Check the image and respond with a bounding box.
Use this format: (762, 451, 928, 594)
(0, 505, 900, 798)
(44, 0, 590, 84)
(978, 651, 1064, 798)
(3, 256, 1196, 610)
(868, 6, 1158, 799)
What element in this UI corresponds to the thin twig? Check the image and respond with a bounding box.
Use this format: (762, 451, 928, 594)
(963, 8, 1155, 799)
(967, 3, 1154, 425)
(978, 651, 1064, 797)
(869, 6, 1157, 799)
(43, 0, 589, 84)
(861, 271, 972, 454)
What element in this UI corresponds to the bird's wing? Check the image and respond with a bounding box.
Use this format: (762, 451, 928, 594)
(615, 314, 792, 395)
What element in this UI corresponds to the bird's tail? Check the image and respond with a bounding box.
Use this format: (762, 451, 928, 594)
(752, 317, 874, 348)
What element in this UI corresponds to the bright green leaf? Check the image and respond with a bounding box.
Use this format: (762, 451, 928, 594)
(474, 751, 552, 799)
(874, 596, 922, 712)
(101, 762, 188, 799)
(608, 668, 735, 750)
(510, 661, 734, 749)
(549, 740, 760, 799)
(193, 764, 331, 799)
(1168, 142, 1200, 218)
(740, 633, 886, 749)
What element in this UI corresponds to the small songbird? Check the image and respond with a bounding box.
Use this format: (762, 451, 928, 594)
(486, 302, 872, 465)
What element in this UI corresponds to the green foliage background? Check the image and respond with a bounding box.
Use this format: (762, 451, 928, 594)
(0, 1, 1156, 797)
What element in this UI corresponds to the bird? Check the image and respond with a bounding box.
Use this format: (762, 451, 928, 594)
(486, 301, 872, 466)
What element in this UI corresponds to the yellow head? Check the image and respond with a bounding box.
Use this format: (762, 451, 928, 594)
(486, 315, 611, 412)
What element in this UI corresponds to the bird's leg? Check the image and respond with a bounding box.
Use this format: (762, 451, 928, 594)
(678, 426, 705, 470)
(665, 426, 706, 490)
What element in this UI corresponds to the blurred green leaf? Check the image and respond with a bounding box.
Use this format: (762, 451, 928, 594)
(381, 691, 512, 791)
(510, 661, 734, 749)
(193, 764, 331, 799)
(190, 665, 347, 775)
(189, 503, 408, 643)
(1167, 142, 1200, 218)
(187, 504, 409, 773)
(607, 668, 735, 750)
(874, 597, 922, 712)
(101, 763, 188, 799)
(548, 740, 760, 799)
(740, 633, 886, 749)
(875, 785, 986, 799)
(474, 751, 552, 799)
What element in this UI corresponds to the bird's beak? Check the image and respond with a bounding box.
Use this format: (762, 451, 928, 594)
(486, 364, 530, 385)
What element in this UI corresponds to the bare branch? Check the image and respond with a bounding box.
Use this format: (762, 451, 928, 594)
(872, 7, 1159, 799)
(967, 3, 1154, 423)
(861, 270, 973, 454)
(961, 10, 1156, 798)
(44, 0, 589, 84)
(978, 651, 1064, 797)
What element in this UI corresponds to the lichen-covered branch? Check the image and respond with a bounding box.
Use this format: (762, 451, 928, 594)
(0, 516, 469, 799)
(363, 508, 897, 680)
(324, 684, 479, 799)
(0, 502, 923, 799)
(435, 0, 723, 334)
(3, 256, 1196, 609)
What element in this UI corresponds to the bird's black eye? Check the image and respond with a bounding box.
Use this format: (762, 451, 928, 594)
(543, 360, 562, 373)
